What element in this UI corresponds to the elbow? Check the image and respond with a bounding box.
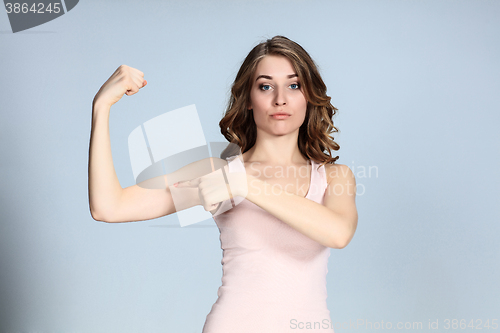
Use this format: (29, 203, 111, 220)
(328, 228, 356, 249)
(329, 216, 357, 249)
(89, 200, 120, 222)
(329, 237, 351, 249)
(90, 208, 114, 223)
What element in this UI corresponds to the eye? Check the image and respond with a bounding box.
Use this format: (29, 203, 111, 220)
(259, 84, 271, 91)
(290, 83, 300, 90)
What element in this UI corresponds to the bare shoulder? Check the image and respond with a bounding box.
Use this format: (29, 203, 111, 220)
(324, 163, 356, 185)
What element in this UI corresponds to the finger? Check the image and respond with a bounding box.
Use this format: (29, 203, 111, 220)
(204, 202, 220, 212)
(125, 81, 140, 96)
(174, 178, 201, 188)
(130, 77, 145, 91)
(209, 202, 223, 215)
(132, 75, 145, 87)
(126, 88, 138, 96)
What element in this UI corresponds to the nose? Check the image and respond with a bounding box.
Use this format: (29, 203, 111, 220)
(274, 86, 286, 106)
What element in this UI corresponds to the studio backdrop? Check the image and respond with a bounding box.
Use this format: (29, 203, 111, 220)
(1, 0, 499, 332)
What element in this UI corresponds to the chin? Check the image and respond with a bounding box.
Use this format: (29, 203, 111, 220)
(269, 128, 300, 136)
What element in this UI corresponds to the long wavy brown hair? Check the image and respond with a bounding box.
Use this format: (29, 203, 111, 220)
(219, 35, 340, 169)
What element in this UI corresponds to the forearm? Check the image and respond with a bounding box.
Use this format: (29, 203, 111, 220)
(88, 103, 123, 220)
(244, 176, 353, 249)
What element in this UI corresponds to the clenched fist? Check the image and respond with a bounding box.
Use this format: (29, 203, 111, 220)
(174, 166, 249, 214)
(93, 64, 147, 108)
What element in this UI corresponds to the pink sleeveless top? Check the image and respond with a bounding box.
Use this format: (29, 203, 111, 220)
(202, 155, 335, 333)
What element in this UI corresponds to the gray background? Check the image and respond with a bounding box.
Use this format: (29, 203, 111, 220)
(1, 0, 499, 332)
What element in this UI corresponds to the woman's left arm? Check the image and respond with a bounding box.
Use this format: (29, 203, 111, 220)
(245, 164, 358, 249)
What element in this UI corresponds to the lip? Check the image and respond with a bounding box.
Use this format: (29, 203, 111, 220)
(271, 113, 291, 119)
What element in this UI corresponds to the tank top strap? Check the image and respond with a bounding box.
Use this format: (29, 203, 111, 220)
(309, 159, 329, 203)
(226, 155, 244, 173)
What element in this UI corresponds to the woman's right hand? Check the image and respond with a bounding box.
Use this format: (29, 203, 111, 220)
(93, 64, 147, 109)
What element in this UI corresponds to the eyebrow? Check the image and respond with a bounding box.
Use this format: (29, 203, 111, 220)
(255, 74, 298, 82)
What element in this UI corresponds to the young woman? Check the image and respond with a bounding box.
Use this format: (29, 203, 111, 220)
(89, 36, 358, 333)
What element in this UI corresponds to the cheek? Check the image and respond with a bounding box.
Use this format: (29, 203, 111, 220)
(252, 109, 267, 124)
(250, 91, 267, 108)
(296, 110, 307, 126)
(294, 94, 308, 112)
(296, 97, 308, 123)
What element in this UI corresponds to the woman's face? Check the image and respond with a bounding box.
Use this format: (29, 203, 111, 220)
(248, 55, 308, 137)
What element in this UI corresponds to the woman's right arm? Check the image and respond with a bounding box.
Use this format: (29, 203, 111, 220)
(88, 65, 188, 223)
(88, 65, 223, 223)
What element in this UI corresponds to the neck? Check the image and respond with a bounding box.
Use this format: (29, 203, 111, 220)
(243, 129, 307, 166)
